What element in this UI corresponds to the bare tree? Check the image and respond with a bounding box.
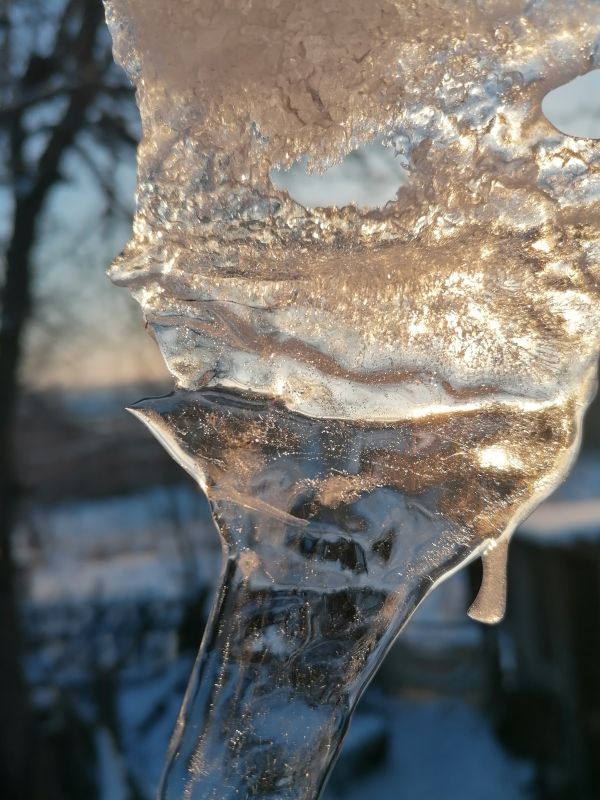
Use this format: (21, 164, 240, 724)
(0, 2, 136, 796)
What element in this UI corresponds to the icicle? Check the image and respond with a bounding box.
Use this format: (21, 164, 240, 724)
(104, 1, 600, 797)
(468, 539, 510, 625)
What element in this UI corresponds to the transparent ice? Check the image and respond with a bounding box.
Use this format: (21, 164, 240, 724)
(104, 1, 600, 798)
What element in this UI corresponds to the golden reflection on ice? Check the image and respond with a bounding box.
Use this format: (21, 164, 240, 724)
(478, 445, 523, 472)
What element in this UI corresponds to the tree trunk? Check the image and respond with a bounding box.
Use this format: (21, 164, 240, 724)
(0, 4, 105, 795)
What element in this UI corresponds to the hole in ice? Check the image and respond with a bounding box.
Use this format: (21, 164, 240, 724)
(542, 69, 600, 139)
(269, 138, 407, 210)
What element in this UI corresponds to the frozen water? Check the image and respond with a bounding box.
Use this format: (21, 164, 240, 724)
(104, 1, 600, 798)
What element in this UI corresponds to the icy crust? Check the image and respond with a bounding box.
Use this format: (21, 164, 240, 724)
(105, 0, 600, 422)
(103, 5, 600, 795)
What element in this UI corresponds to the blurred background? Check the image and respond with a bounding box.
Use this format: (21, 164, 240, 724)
(1, 2, 600, 799)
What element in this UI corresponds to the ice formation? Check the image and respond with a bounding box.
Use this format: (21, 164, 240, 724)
(104, 1, 600, 798)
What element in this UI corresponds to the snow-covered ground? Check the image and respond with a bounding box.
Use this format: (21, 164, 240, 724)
(520, 454, 600, 543)
(17, 484, 219, 605)
(16, 484, 219, 687)
(329, 696, 532, 800)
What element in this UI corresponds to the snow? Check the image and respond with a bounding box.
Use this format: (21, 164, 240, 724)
(519, 454, 600, 543)
(16, 484, 220, 604)
(96, 728, 130, 800)
(117, 658, 193, 798)
(520, 499, 600, 541)
(328, 697, 532, 800)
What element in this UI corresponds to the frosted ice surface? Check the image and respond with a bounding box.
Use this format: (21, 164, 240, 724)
(104, 2, 600, 798)
(106, 0, 600, 418)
